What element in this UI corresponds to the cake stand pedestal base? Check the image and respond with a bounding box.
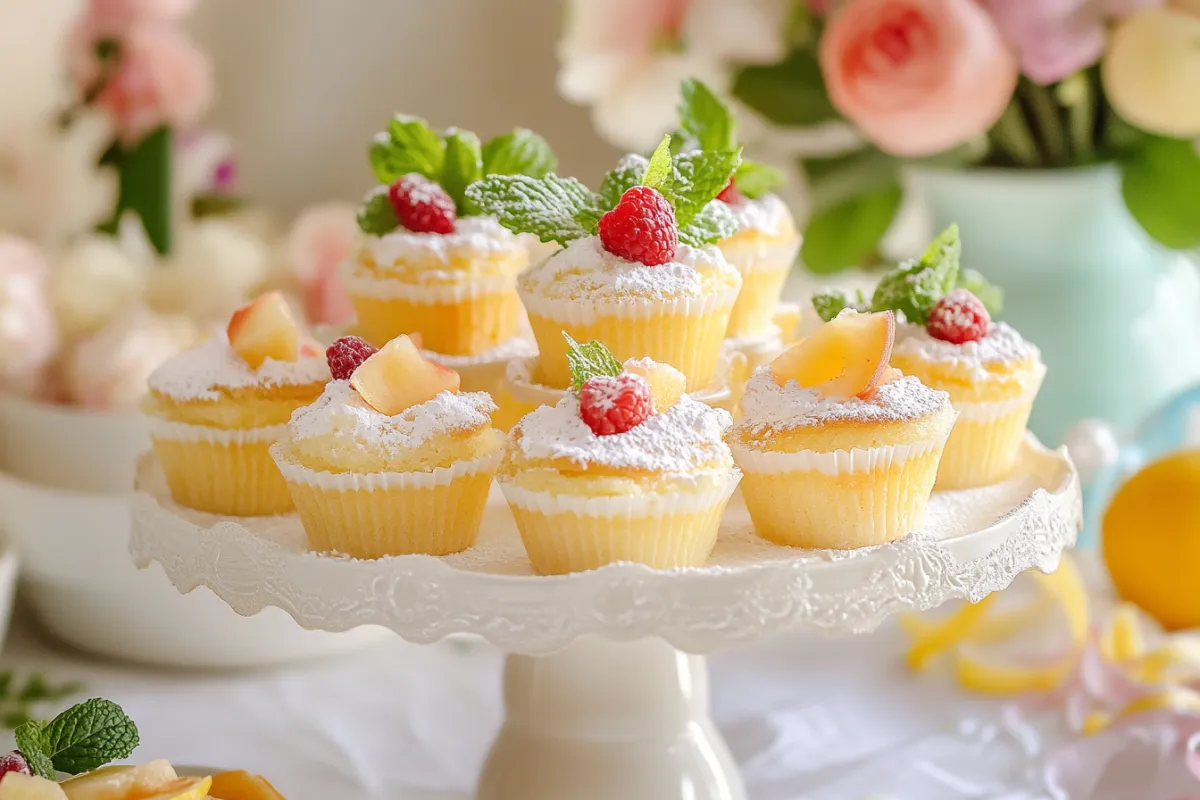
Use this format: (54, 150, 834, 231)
(478, 636, 744, 800)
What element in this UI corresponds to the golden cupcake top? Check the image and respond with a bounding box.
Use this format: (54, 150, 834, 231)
(894, 319, 1042, 379)
(507, 338, 733, 478)
(284, 334, 499, 473)
(146, 292, 328, 403)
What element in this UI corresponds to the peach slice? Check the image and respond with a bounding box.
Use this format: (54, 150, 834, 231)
(227, 291, 299, 369)
(0, 773, 68, 800)
(623, 358, 686, 412)
(207, 771, 286, 800)
(350, 334, 460, 416)
(769, 310, 894, 400)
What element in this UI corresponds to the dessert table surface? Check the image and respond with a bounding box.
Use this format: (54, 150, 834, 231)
(0, 600, 1068, 800)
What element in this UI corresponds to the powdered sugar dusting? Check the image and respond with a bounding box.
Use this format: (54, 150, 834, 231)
(519, 235, 740, 301)
(726, 193, 789, 237)
(514, 393, 733, 475)
(737, 368, 951, 434)
(148, 335, 329, 402)
(363, 208, 521, 267)
(289, 380, 495, 454)
(895, 322, 1040, 379)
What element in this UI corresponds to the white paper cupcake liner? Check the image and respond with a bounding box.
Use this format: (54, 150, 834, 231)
(518, 283, 740, 325)
(148, 418, 289, 445)
(342, 270, 515, 302)
(719, 235, 801, 276)
(271, 445, 502, 492)
(500, 470, 741, 519)
(952, 368, 1047, 422)
(730, 430, 954, 477)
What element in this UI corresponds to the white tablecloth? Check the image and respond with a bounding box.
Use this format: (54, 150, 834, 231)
(0, 606, 1067, 800)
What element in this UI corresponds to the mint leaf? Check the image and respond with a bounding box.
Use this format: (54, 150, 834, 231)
(641, 135, 673, 192)
(441, 128, 483, 214)
(599, 155, 646, 209)
(1121, 135, 1200, 249)
(734, 161, 785, 199)
(801, 182, 902, 274)
(664, 148, 742, 227)
(812, 289, 869, 322)
(482, 128, 557, 178)
(368, 115, 445, 183)
(563, 333, 623, 391)
(41, 698, 138, 776)
(356, 187, 398, 235)
(466, 174, 601, 245)
(678, 78, 736, 152)
(957, 268, 1004, 316)
(678, 200, 737, 247)
(871, 225, 963, 324)
(14, 720, 53, 779)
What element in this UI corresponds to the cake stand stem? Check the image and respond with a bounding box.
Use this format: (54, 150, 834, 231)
(477, 636, 745, 800)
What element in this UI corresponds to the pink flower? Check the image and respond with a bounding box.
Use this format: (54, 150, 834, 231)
(0, 237, 59, 395)
(84, 0, 197, 35)
(982, 0, 1164, 85)
(820, 0, 1019, 157)
(287, 203, 357, 328)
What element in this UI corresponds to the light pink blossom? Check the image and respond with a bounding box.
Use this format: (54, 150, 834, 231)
(0, 237, 59, 395)
(287, 203, 357, 328)
(982, 0, 1164, 85)
(84, 0, 197, 35)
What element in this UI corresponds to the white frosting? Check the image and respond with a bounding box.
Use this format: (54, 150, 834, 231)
(147, 335, 329, 402)
(513, 393, 733, 476)
(725, 193, 790, 237)
(362, 205, 520, 267)
(894, 322, 1041, 380)
(737, 368, 950, 434)
(289, 380, 495, 454)
(519, 235, 740, 301)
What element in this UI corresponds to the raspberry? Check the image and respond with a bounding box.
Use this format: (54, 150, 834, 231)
(578, 373, 653, 436)
(388, 174, 457, 234)
(0, 752, 31, 780)
(926, 289, 991, 344)
(326, 335, 378, 380)
(598, 186, 678, 266)
(717, 179, 744, 204)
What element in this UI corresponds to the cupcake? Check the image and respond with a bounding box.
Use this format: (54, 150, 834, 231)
(346, 117, 558, 356)
(813, 225, 1042, 489)
(500, 337, 740, 574)
(271, 334, 504, 558)
(142, 292, 328, 516)
(671, 79, 801, 340)
(468, 134, 743, 392)
(728, 310, 957, 549)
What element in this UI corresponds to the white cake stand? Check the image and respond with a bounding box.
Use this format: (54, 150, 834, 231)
(129, 434, 1080, 800)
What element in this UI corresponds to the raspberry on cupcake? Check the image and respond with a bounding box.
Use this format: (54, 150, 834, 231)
(468, 134, 743, 392)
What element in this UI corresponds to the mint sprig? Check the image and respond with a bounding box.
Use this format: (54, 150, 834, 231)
(957, 268, 1004, 316)
(663, 148, 742, 228)
(356, 187, 398, 236)
(369, 116, 445, 184)
(676, 78, 784, 200)
(466, 174, 601, 245)
(870, 224, 963, 324)
(599, 154, 646, 209)
(563, 333, 623, 391)
(733, 161, 785, 200)
(678, 201, 737, 247)
(812, 288, 870, 322)
(441, 128, 483, 214)
(15, 698, 139, 779)
(482, 128, 557, 178)
(641, 136, 672, 192)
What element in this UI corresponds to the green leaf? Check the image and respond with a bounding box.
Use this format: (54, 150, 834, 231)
(871, 225, 963, 324)
(103, 126, 173, 255)
(664, 148, 742, 227)
(733, 50, 838, 127)
(599, 155, 646, 209)
(481, 128, 557, 178)
(356, 188, 399, 235)
(14, 720, 53, 779)
(733, 161, 785, 199)
(641, 135, 673, 192)
(801, 182, 902, 274)
(369, 115, 445, 183)
(466, 174, 601, 245)
(678, 78, 737, 152)
(41, 698, 139, 776)
(1121, 136, 1200, 250)
(811, 289, 869, 322)
(957, 268, 1005, 316)
(805, 148, 900, 213)
(563, 333, 623, 391)
(441, 128, 483, 214)
(678, 201, 738, 247)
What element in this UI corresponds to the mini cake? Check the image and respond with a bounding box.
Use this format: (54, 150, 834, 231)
(728, 310, 957, 549)
(672, 79, 801, 340)
(142, 292, 328, 516)
(500, 337, 740, 574)
(468, 135, 743, 392)
(346, 117, 558, 356)
(813, 225, 1042, 488)
(271, 334, 504, 558)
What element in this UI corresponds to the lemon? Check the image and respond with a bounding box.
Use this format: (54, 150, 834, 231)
(1102, 449, 1200, 630)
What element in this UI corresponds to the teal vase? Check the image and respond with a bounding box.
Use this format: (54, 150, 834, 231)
(908, 165, 1200, 445)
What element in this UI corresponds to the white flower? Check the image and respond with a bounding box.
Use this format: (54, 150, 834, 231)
(50, 235, 148, 339)
(558, 0, 790, 150)
(148, 218, 270, 322)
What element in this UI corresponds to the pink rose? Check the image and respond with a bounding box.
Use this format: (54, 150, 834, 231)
(982, 0, 1163, 85)
(820, 0, 1019, 157)
(85, 0, 197, 35)
(287, 204, 357, 328)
